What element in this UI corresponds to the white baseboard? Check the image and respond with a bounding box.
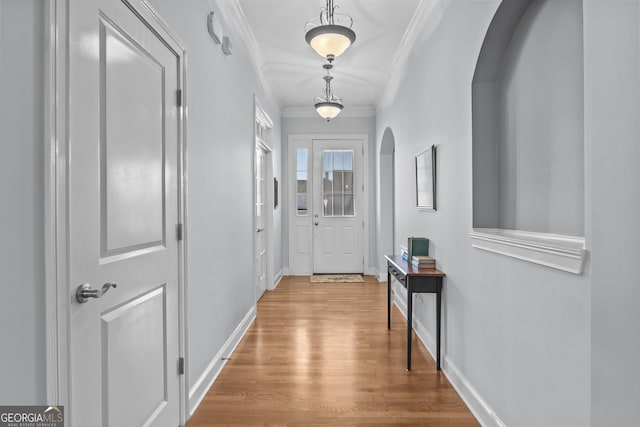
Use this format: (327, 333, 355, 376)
(376, 270, 387, 282)
(366, 267, 379, 276)
(392, 285, 505, 427)
(282, 267, 290, 276)
(272, 270, 283, 290)
(444, 358, 507, 427)
(188, 305, 256, 417)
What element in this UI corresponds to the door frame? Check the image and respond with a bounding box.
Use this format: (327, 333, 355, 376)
(43, 0, 189, 425)
(287, 134, 370, 275)
(253, 97, 274, 300)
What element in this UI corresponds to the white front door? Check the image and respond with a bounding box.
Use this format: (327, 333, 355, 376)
(312, 139, 364, 273)
(255, 145, 268, 300)
(68, 0, 182, 425)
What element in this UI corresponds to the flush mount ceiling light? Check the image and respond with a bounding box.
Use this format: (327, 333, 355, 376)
(314, 63, 343, 121)
(305, 0, 356, 61)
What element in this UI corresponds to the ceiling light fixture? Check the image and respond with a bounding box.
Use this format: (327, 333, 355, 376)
(305, 0, 356, 61)
(314, 63, 343, 121)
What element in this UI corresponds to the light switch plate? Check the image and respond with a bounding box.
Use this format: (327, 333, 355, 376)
(222, 36, 233, 55)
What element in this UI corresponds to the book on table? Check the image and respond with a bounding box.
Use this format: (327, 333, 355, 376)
(400, 245, 409, 261)
(407, 237, 429, 261)
(412, 255, 435, 268)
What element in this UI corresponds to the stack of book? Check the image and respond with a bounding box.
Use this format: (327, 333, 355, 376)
(412, 255, 436, 269)
(400, 245, 409, 261)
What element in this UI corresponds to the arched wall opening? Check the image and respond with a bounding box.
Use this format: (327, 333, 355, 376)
(379, 127, 396, 274)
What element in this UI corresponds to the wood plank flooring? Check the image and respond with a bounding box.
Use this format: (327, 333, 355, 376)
(186, 275, 478, 426)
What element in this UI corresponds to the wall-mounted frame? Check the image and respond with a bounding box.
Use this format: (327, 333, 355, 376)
(415, 145, 436, 210)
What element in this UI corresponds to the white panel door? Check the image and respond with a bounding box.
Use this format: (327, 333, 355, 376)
(312, 139, 364, 273)
(255, 145, 267, 301)
(68, 0, 181, 425)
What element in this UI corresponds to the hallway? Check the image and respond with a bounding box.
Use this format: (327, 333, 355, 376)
(187, 276, 478, 426)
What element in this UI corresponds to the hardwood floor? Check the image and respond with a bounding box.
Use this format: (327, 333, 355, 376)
(186, 275, 478, 426)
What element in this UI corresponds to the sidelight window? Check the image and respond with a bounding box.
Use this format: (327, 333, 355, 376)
(296, 148, 309, 216)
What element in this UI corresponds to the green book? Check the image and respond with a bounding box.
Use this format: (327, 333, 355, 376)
(408, 237, 429, 261)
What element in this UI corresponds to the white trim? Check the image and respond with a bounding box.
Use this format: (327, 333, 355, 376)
(44, 0, 69, 406)
(392, 283, 506, 427)
(272, 270, 284, 290)
(188, 305, 257, 417)
(282, 105, 376, 119)
(255, 98, 274, 129)
(253, 97, 275, 300)
(377, 0, 440, 109)
(444, 359, 508, 427)
(137, 0, 192, 421)
(218, 1, 280, 109)
(469, 228, 586, 274)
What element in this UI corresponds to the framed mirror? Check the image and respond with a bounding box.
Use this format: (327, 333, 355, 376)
(415, 145, 436, 210)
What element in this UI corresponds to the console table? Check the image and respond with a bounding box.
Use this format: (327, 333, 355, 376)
(385, 255, 445, 371)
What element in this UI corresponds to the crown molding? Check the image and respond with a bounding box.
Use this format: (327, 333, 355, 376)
(282, 105, 376, 119)
(217, 0, 281, 109)
(376, 0, 440, 110)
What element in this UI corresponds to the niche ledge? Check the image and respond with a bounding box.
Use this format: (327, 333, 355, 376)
(469, 228, 586, 274)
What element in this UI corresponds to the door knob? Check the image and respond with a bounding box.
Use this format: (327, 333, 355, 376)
(76, 283, 117, 303)
(315, 222, 319, 226)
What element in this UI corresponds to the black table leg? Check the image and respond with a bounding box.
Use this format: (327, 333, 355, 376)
(436, 283, 441, 370)
(387, 267, 391, 329)
(407, 279, 412, 371)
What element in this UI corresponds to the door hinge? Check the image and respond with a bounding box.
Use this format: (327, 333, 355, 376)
(178, 357, 185, 375)
(176, 223, 184, 241)
(177, 89, 182, 107)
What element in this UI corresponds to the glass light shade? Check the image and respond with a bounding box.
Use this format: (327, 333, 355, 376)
(305, 25, 356, 59)
(315, 102, 343, 120)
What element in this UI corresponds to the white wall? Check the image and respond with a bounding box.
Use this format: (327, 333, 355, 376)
(585, 1, 640, 425)
(0, 0, 46, 404)
(0, 0, 282, 412)
(496, 0, 584, 236)
(281, 116, 377, 273)
(376, 1, 590, 426)
(146, 0, 282, 411)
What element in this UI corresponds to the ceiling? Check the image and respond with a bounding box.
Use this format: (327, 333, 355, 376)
(234, 0, 425, 116)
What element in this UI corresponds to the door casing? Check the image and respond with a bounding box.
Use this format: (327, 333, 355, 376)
(43, 0, 189, 424)
(254, 98, 275, 297)
(287, 134, 370, 275)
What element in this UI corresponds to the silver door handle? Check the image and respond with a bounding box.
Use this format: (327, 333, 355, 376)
(256, 228, 265, 233)
(76, 283, 117, 303)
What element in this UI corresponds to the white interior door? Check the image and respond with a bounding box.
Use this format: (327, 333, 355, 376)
(68, 0, 182, 425)
(255, 145, 268, 300)
(313, 139, 364, 273)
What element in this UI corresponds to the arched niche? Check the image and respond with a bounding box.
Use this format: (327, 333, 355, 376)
(379, 127, 396, 273)
(470, 0, 586, 274)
